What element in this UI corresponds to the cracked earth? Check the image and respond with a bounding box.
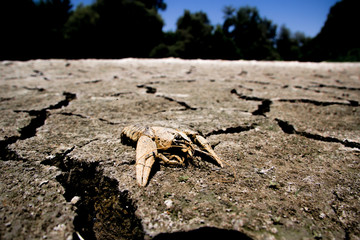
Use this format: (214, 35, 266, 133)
(1, 59, 359, 240)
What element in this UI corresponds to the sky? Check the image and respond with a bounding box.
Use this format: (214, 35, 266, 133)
(70, 0, 340, 37)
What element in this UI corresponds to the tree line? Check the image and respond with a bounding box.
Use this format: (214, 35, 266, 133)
(1, 0, 359, 61)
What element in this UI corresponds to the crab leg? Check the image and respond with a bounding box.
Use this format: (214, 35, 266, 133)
(158, 153, 185, 166)
(136, 135, 157, 186)
(194, 135, 224, 167)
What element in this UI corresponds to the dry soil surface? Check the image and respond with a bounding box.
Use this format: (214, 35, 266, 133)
(1, 58, 359, 240)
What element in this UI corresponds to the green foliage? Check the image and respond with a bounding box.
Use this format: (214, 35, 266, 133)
(137, 0, 167, 10)
(150, 31, 179, 58)
(37, 0, 72, 29)
(151, 10, 215, 59)
(0, 0, 358, 61)
(35, 0, 73, 58)
(0, 0, 37, 59)
(0, 0, 72, 59)
(63, 5, 99, 58)
(65, 4, 99, 41)
(175, 10, 214, 58)
(303, 0, 360, 61)
(64, 0, 164, 58)
(211, 25, 240, 60)
(277, 25, 310, 61)
(223, 6, 279, 60)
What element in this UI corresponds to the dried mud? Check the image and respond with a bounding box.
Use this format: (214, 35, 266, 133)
(0, 59, 359, 240)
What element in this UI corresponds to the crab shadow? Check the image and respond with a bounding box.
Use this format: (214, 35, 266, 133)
(152, 227, 253, 240)
(146, 149, 223, 186)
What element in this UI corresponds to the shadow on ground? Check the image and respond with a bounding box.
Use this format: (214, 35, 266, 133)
(153, 227, 252, 240)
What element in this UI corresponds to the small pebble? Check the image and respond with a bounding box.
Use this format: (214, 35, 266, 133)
(71, 196, 81, 205)
(164, 199, 173, 209)
(270, 227, 278, 234)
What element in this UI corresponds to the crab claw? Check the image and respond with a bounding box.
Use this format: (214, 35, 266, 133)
(136, 135, 157, 186)
(194, 135, 224, 168)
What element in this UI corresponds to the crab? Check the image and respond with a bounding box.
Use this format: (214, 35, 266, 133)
(121, 125, 224, 186)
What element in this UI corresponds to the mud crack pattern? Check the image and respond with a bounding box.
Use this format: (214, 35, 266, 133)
(1, 59, 359, 240)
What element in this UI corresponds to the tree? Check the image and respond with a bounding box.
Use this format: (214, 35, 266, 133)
(223, 6, 279, 60)
(276, 25, 309, 60)
(303, 0, 360, 61)
(0, 0, 73, 59)
(210, 25, 240, 60)
(0, 0, 37, 59)
(137, 0, 166, 11)
(64, 4, 100, 58)
(149, 31, 179, 58)
(65, 0, 164, 58)
(151, 10, 214, 59)
(35, 0, 73, 58)
(175, 10, 213, 58)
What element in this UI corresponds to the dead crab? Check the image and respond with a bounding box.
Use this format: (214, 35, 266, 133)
(121, 125, 224, 186)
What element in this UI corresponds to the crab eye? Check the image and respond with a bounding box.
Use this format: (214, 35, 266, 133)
(173, 135, 185, 144)
(174, 134, 183, 140)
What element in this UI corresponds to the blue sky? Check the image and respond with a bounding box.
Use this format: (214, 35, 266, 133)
(70, 0, 340, 37)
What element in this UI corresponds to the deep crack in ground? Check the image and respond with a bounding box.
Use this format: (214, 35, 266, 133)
(137, 84, 157, 94)
(0, 91, 145, 240)
(137, 83, 197, 110)
(159, 95, 197, 110)
(275, 118, 360, 149)
(230, 89, 272, 116)
(205, 124, 257, 137)
(231, 88, 358, 109)
(278, 98, 359, 107)
(41, 150, 144, 240)
(2, 60, 359, 240)
(231, 88, 360, 149)
(0, 92, 76, 161)
(310, 83, 360, 91)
